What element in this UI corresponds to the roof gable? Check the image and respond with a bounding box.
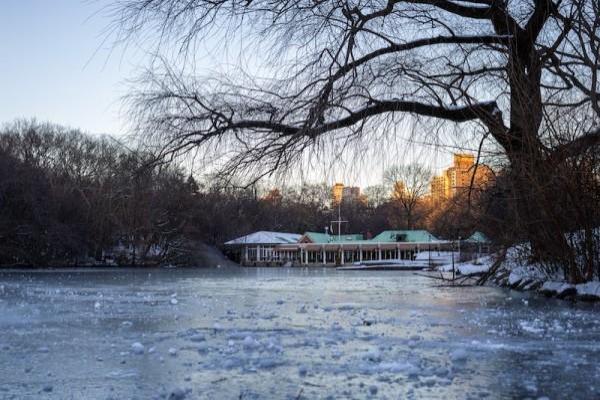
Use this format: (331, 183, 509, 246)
(371, 230, 439, 243)
(302, 232, 364, 244)
(466, 231, 490, 243)
(225, 231, 301, 245)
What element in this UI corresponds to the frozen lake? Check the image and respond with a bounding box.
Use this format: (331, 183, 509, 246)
(0, 267, 599, 399)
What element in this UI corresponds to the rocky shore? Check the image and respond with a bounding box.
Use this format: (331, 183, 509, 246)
(440, 251, 600, 302)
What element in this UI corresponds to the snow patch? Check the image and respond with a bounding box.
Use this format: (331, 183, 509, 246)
(576, 282, 600, 298)
(439, 256, 493, 275)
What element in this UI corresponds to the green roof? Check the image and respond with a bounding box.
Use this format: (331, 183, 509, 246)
(371, 230, 439, 243)
(465, 231, 490, 243)
(302, 230, 439, 244)
(302, 232, 364, 244)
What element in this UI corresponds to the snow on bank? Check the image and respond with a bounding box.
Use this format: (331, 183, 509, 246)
(438, 256, 493, 275)
(436, 248, 600, 301)
(574, 282, 600, 300)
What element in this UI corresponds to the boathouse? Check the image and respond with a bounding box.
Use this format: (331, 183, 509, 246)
(224, 229, 452, 266)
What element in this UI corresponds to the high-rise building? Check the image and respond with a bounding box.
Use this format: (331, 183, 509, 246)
(332, 183, 344, 205)
(342, 186, 361, 203)
(431, 175, 448, 205)
(430, 153, 493, 204)
(332, 183, 362, 205)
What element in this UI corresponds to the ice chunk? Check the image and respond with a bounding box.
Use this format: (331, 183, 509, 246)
(197, 343, 209, 353)
(449, 349, 468, 362)
(257, 357, 283, 369)
(168, 347, 178, 356)
(375, 361, 420, 376)
(337, 302, 363, 311)
(189, 334, 205, 342)
(242, 336, 260, 351)
(170, 298, 179, 305)
(131, 342, 145, 355)
(168, 387, 191, 400)
(298, 365, 308, 377)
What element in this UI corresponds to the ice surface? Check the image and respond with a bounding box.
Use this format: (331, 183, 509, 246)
(0, 268, 598, 399)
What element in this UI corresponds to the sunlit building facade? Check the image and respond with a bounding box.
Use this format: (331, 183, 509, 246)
(332, 183, 362, 205)
(332, 183, 344, 205)
(430, 153, 493, 204)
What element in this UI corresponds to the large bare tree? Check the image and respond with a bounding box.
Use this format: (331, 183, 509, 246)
(110, 0, 600, 282)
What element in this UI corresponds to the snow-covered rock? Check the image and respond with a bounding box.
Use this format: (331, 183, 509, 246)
(575, 282, 600, 301)
(539, 282, 576, 298)
(438, 256, 493, 275)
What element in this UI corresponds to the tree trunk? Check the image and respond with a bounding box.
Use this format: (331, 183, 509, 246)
(509, 155, 584, 283)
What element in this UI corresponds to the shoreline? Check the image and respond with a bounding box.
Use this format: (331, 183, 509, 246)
(442, 255, 600, 303)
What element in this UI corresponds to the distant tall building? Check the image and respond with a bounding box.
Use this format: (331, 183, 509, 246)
(332, 183, 362, 205)
(430, 175, 448, 204)
(430, 153, 493, 205)
(342, 186, 361, 203)
(332, 183, 344, 205)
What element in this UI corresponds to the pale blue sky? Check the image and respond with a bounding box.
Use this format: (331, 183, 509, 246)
(0, 1, 460, 184)
(0, 0, 139, 135)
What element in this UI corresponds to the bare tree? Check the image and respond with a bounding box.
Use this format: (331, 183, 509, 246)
(109, 0, 600, 282)
(384, 163, 431, 229)
(363, 185, 389, 208)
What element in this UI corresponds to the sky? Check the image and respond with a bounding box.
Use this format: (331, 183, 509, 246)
(0, 1, 463, 186)
(0, 0, 137, 135)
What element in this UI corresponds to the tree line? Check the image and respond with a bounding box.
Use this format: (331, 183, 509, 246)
(0, 120, 497, 267)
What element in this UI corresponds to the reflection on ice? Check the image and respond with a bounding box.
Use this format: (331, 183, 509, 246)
(0, 267, 599, 399)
